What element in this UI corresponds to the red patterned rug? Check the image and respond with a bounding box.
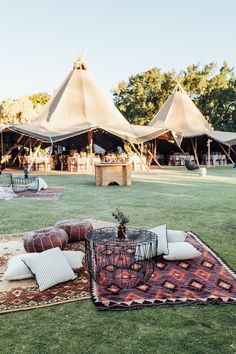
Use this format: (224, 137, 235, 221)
(90, 232, 236, 310)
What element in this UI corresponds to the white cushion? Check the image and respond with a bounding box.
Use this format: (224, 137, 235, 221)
(149, 224, 168, 255)
(26, 177, 48, 191)
(62, 251, 84, 270)
(21, 247, 76, 291)
(4, 251, 84, 281)
(167, 230, 186, 243)
(37, 177, 48, 190)
(4, 254, 34, 280)
(163, 242, 201, 261)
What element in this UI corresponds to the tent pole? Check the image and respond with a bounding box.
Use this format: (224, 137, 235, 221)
(22, 137, 31, 149)
(219, 143, 234, 164)
(191, 138, 200, 166)
(90, 138, 93, 167)
(28, 143, 42, 172)
(49, 140, 53, 174)
(29, 138, 32, 156)
(12, 136, 30, 165)
(147, 149, 162, 168)
(130, 142, 150, 172)
(0, 132, 3, 163)
(195, 137, 200, 165)
(4, 134, 24, 159)
(88, 131, 93, 173)
(153, 139, 157, 159)
(207, 139, 212, 167)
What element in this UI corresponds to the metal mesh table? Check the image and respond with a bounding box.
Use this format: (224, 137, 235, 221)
(12, 176, 39, 194)
(85, 227, 158, 289)
(0, 173, 13, 188)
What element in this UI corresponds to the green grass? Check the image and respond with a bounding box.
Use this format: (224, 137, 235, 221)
(0, 166, 236, 354)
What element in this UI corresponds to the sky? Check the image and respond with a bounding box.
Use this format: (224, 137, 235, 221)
(0, 0, 235, 102)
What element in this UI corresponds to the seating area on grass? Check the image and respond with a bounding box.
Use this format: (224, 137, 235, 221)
(1, 218, 236, 313)
(0, 173, 50, 200)
(0, 172, 39, 194)
(2, 218, 199, 293)
(1, 168, 236, 353)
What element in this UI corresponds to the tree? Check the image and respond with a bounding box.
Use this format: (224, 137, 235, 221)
(112, 61, 236, 131)
(29, 92, 50, 107)
(195, 62, 236, 131)
(0, 96, 36, 124)
(113, 68, 176, 125)
(0, 92, 50, 125)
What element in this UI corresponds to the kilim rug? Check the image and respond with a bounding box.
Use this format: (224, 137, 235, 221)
(0, 219, 114, 314)
(17, 187, 64, 200)
(91, 232, 236, 310)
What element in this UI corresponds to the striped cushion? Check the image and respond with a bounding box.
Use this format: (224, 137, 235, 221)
(21, 247, 76, 291)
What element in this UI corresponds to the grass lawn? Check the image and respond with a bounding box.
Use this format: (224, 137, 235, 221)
(0, 166, 236, 354)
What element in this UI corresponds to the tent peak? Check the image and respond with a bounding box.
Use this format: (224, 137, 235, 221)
(170, 76, 185, 93)
(73, 59, 87, 70)
(170, 81, 185, 95)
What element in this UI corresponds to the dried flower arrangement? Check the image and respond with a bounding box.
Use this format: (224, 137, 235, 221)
(112, 208, 129, 239)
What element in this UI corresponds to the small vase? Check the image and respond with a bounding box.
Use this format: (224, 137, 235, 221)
(117, 225, 126, 240)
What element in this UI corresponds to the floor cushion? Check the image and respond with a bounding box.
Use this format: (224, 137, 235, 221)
(163, 242, 201, 261)
(149, 224, 168, 255)
(24, 227, 69, 253)
(54, 219, 93, 242)
(167, 230, 186, 243)
(27, 177, 48, 191)
(4, 250, 84, 280)
(4, 254, 34, 280)
(21, 247, 76, 291)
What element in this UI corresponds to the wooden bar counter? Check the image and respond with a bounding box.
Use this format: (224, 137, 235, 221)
(95, 163, 131, 186)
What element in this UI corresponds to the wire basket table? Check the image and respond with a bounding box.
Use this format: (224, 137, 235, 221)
(0, 173, 13, 188)
(12, 176, 39, 194)
(85, 227, 158, 290)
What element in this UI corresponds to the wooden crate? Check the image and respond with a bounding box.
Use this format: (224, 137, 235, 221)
(95, 163, 131, 186)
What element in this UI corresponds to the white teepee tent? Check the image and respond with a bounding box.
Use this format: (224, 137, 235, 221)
(11, 59, 165, 144)
(149, 82, 213, 137)
(148, 81, 236, 164)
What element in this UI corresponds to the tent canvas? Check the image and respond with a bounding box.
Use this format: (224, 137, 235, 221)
(11, 60, 166, 145)
(149, 82, 213, 137)
(0, 124, 7, 133)
(206, 130, 236, 147)
(148, 82, 236, 158)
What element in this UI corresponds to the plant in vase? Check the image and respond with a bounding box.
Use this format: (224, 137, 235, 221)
(112, 208, 129, 239)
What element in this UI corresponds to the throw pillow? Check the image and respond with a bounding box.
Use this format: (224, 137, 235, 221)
(167, 230, 186, 243)
(4, 251, 85, 281)
(149, 224, 168, 255)
(62, 251, 84, 271)
(4, 254, 34, 280)
(21, 247, 76, 291)
(163, 242, 201, 261)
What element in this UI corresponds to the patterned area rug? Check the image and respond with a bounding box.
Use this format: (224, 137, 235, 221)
(17, 187, 64, 200)
(0, 219, 114, 314)
(0, 186, 64, 201)
(91, 232, 236, 310)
